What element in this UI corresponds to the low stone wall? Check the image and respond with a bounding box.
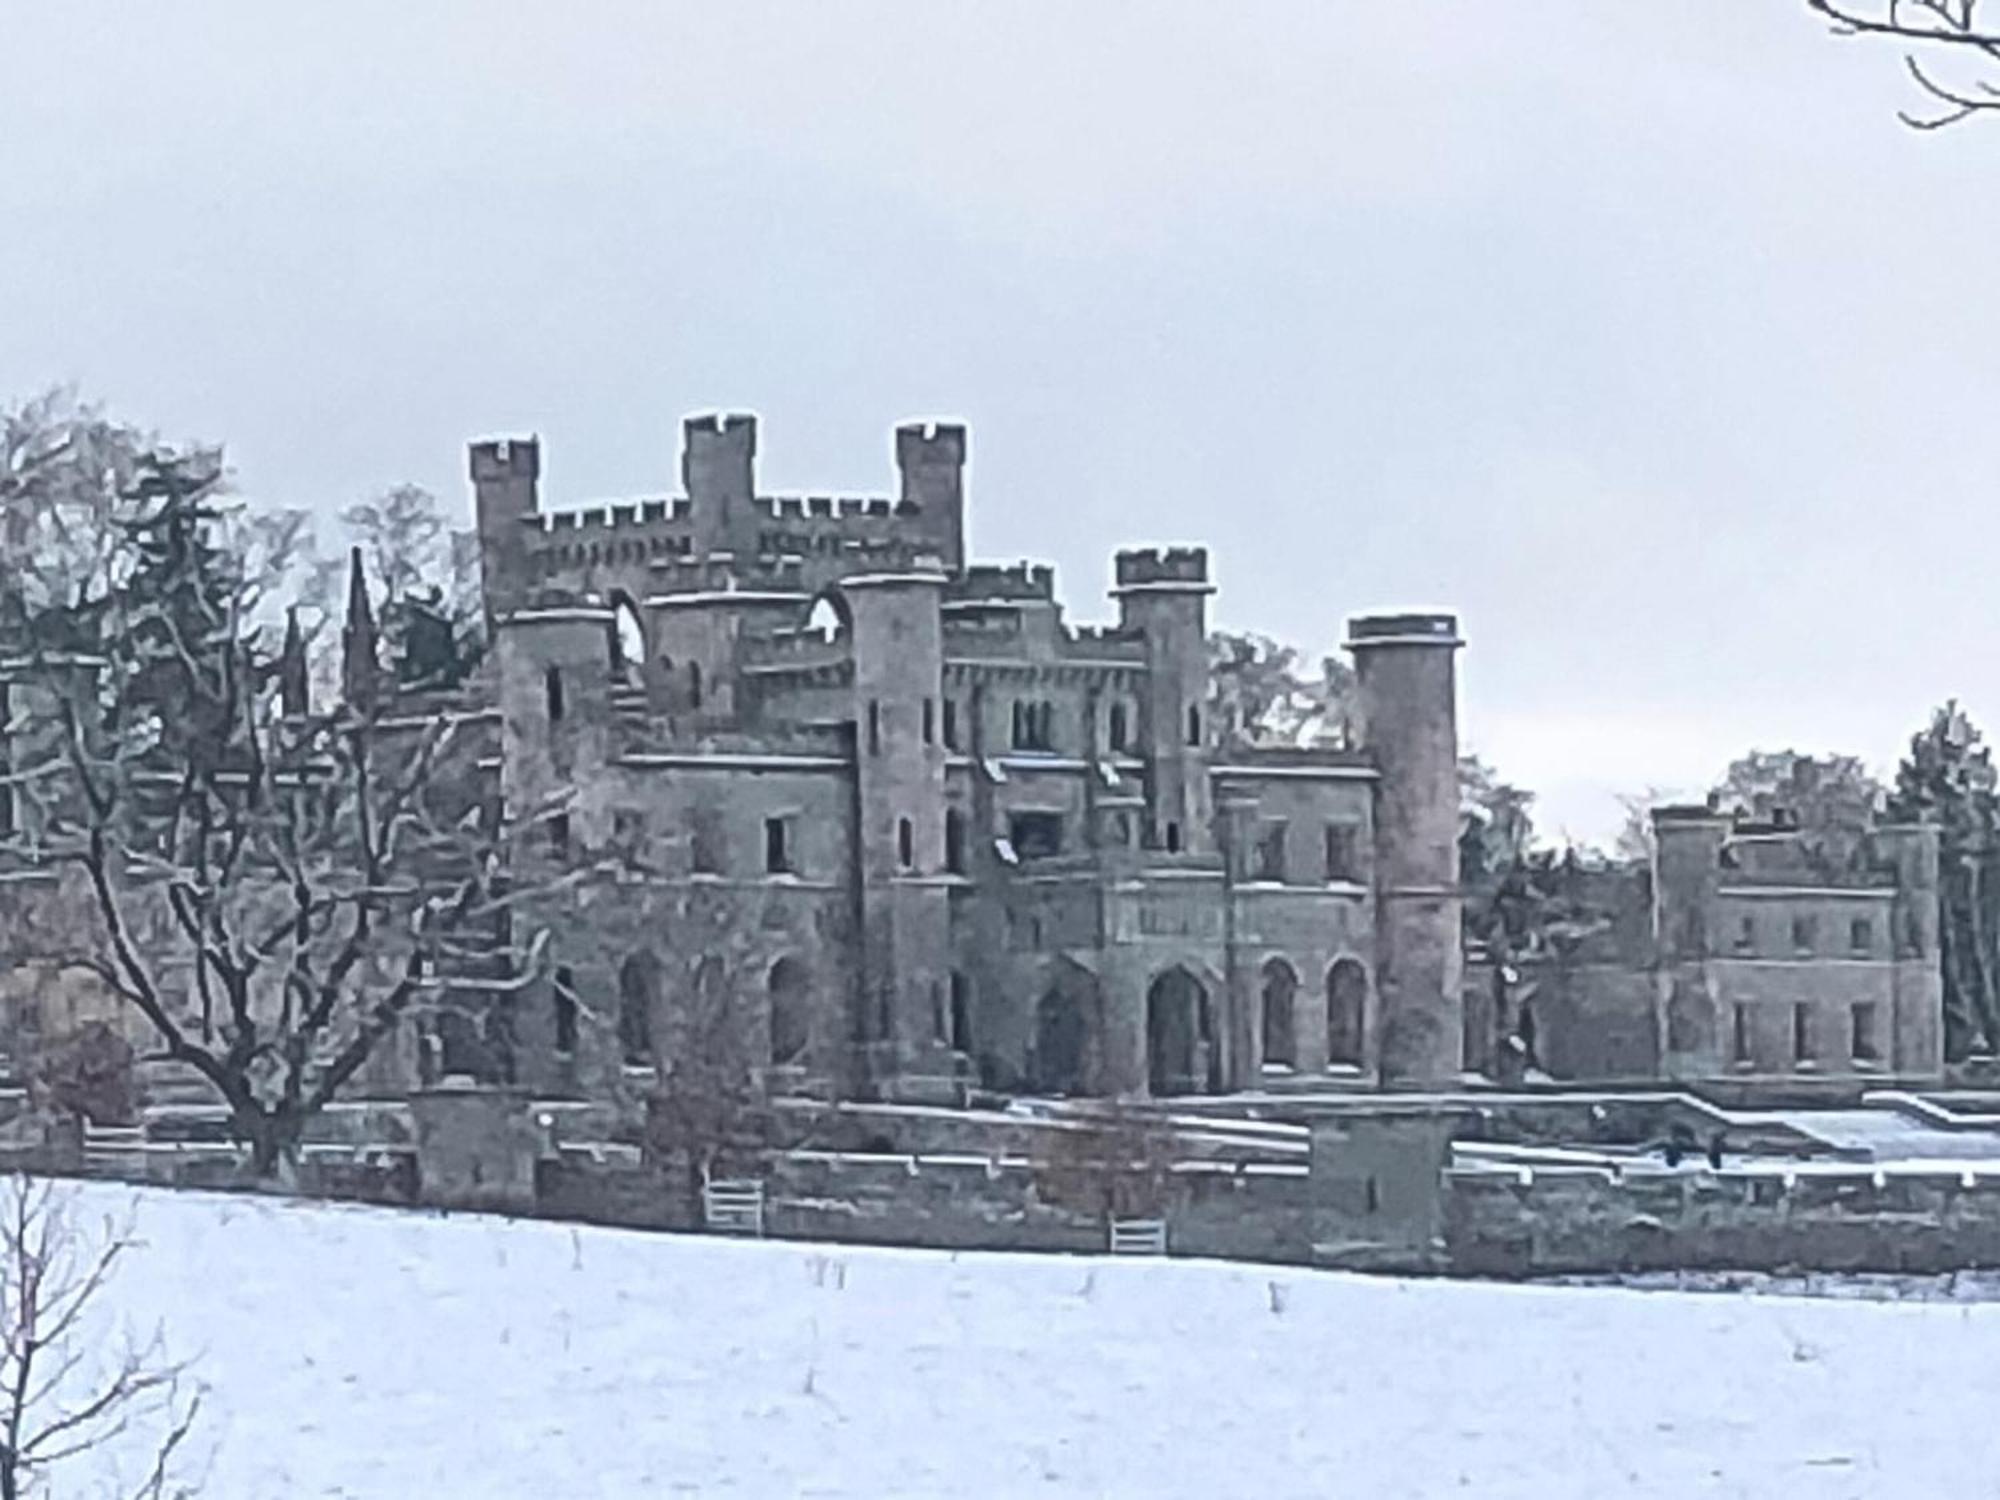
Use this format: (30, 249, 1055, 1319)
(1447, 1167, 2000, 1277)
(768, 1099, 1307, 1165)
(72, 1143, 418, 1205)
(534, 1152, 1332, 1263)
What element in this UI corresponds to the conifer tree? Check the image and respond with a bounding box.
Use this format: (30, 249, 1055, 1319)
(1888, 701, 2000, 1058)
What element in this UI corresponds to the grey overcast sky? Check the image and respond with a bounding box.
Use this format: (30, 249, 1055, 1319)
(2, 3, 1991, 844)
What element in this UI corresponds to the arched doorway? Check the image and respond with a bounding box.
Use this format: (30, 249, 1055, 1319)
(618, 952, 661, 1066)
(1261, 958, 1298, 1070)
(1327, 957, 1368, 1069)
(1146, 966, 1208, 1096)
(768, 957, 809, 1066)
(1030, 961, 1098, 1095)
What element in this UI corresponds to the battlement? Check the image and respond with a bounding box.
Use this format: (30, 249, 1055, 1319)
(1346, 612, 1462, 647)
(752, 495, 915, 521)
(895, 421, 968, 466)
(532, 497, 693, 533)
(497, 587, 616, 623)
(650, 552, 811, 597)
(941, 611, 1025, 644)
(1113, 547, 1210, 590)
(684, 412, 757, 442)
(1062, 624, 1147, 659)
(739, 627, 855, 672)
(469, 437, 540, 482)
(949, 562, 1057, 602)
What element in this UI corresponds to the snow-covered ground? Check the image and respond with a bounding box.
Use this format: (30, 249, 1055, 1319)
(54, 1181, 2000, 1497)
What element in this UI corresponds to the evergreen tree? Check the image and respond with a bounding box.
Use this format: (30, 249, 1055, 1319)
(104, 446, 261, 769)
(1888, 701, 2000, 1059)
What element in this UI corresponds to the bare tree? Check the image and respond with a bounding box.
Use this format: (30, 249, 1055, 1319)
(1806, 1, 2000, 127)
(0, 389, 145, 633)
(641, 949, 772, 1221)
(9, 446, 577, 1180)
(0, 1178, 200, 1499)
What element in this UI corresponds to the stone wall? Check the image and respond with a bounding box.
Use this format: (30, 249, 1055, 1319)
(534, 1150, 1330, 1263)
(1447, 1167, 2000, 1277)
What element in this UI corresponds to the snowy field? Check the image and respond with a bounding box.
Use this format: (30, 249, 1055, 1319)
(50, 1180, 2000, 1497)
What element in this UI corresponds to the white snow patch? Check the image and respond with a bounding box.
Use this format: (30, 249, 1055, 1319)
(53, 1180, 2000, 1497)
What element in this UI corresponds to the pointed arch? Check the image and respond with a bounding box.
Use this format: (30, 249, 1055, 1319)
(1327, 957, 1368, 1069)
(618, 951, 661, 1065)
(1260, 957, 1299, 1069)
(1146, 964, 1209, 1096)
(1030, 958, 1100, 1095)
(768, 956, 810, 1066)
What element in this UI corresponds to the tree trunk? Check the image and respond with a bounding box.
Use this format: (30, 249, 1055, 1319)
(241, 1112, 301, 1189)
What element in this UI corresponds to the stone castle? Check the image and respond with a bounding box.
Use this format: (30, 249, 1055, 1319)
(450, 412, 1945, 1105)
(465, 413, 1463, 1105)
(0, 411, 1950, 1105)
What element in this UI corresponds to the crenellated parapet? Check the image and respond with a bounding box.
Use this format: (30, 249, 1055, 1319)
(752, 495, 915, 522)
(941, 611, 1026, 645)
(739, 627, 855, 676)
(1113, 546, 1211, 593)
(647, 552, 812, 599)
(948, 562, 1057, 602)
(469, 436, 540, 483)
(1061, 624, 1146, 661)
(534, 497, 693, 533)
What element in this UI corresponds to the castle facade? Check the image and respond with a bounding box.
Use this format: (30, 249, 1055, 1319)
(468, 415, 1464, 1104)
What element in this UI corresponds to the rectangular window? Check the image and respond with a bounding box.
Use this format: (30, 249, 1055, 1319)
(922, 698, 935, 746)
(544, 666, 566, 724)
(547, 812, 571, 857)
(1850, 917, 1873, 954)
(1012, 701, 1054, 752)
(868, 701, 882, 755)
(1008, 811, 1064, 861)
(1852, 1001, 1882, 1062)
(1793, 1002, 1812, 1066)
(942, 698, 960, 750)
(1734, 914, 1755, 954)
(765, 816, 793, 875)
(1731, 1003, 1750, 1066)
(1255, 820, 1288, 882)
(1790, 914, 1818, 953)
(1323, 824, 1358, 882)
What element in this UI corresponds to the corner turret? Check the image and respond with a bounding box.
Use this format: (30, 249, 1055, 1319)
(1348, 609, 1464, 1084)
